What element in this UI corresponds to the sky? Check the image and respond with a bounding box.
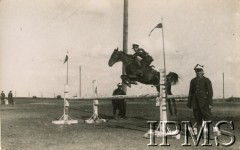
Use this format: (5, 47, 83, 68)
(0, 0, 239, 98)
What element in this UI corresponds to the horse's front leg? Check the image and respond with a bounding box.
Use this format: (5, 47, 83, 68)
(121, 75, 132, 87)
(127, 74, 138, 85)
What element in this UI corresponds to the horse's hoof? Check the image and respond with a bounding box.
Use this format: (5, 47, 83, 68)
(132, 81, 137, 85)
(126, 83, 131, 87)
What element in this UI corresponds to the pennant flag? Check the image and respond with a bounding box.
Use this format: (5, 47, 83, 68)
(149, 23, 163, 36)
(64, 53, 68, 64)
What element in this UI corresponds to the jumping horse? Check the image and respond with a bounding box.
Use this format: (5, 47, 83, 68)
(108, 48, 179, 115)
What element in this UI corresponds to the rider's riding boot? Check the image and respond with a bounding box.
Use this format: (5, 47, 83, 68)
(136, 61, 143, 76)
(138, 69, 143, 76)
(134, 69, 143, 76)
(140, 67, 145, 76)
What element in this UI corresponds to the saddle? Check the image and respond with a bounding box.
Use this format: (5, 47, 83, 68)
(130, 55, 155, 76)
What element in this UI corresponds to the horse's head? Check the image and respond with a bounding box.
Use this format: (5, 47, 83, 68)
(108, 48, 120, 67)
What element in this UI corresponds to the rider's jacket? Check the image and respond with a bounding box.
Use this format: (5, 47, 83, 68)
(133, 48, 149, 58)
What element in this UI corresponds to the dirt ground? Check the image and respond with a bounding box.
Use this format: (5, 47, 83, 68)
(1, 98, 240, 150)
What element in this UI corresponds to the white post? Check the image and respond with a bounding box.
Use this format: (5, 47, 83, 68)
(85, 80, 106, 124)
(160, 70, 167, 137)
(161, 70, 167, 122)
(52, 84, 78, 125)
(63, 84, 69, 120)
(93, 80, 99, 118)
(145, 70, 165, 137)
(146, 70, 180, 139)
(153, 70, 167, 137)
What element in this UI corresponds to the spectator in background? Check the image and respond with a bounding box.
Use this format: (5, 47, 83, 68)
(1, 91, 5, 105)
(112, 83, 126, 119)
(8, 91, 14, 105)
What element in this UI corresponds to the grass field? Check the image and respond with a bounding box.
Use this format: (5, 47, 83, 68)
(1, 98, 240, 150)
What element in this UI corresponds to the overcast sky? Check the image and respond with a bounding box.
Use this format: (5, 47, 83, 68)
(0, 0, 239, 98)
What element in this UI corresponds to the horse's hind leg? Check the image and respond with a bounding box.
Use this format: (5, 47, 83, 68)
(127, 74, 138, 85)
(167, 99, 173, 116)
(172, 99, 178, 115)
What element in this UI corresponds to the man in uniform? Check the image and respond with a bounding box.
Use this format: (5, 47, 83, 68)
(1, 91, 5, 105)
(132, 44, 154, 75)
(112, 83, 126, 119)
(187, 64, 213, 133)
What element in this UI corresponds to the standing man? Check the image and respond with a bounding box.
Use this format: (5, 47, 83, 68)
(187, 64, 213, 132)
(1, 91, 5, 105)
(132, 44, 154, 75)
(8, 91, 14, 105)
(112, 83, 126, 119)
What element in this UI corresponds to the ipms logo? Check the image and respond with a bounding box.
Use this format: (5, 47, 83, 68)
(147, 121, 235, 147)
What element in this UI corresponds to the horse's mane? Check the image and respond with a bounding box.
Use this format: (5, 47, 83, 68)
(119, 51, 135, 59)
(119, 51, 132, 56)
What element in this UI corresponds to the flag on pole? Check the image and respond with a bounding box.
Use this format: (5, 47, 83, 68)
(149, 23, 163, 36)
(64, 52, 68, 64)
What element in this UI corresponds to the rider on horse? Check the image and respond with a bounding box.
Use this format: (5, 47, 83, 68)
(132, 44, 154, 76)
(108, 48, 179, 92)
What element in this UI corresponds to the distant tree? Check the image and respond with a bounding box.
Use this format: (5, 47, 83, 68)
(32, 96, 37, 99)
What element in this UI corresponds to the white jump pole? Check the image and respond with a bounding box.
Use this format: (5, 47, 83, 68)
(145, 70, 165, 137)
(85, 80, 107, 124)
(145, 70, 180, 139)
(155, 70, 167, 136)
(52, 84, 78, 125)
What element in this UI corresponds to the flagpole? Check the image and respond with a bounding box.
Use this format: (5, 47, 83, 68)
(147, 20, 171, 137)
(65, 52, 68, 120)
(79, 65, 81, 97)
(160, 18, 169, 136)
(65, 52, 68, 121)
(122, 0, 128, 94)
(223, 72, 225, 100)
(52, 52, 78, 125)
(67, 54, 68, 84)
(161, 18, 166, 75)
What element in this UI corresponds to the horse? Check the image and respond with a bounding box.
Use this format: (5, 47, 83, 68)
(108, 48, 179, 91)
(108, 48, 179, 115)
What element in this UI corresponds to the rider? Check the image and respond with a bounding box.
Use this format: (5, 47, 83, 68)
(132, 44, 154, 75)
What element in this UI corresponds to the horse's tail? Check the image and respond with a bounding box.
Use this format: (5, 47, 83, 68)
(156, 71, 160, 81)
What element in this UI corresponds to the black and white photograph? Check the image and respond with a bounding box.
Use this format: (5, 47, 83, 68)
(1, 0, 239, 150)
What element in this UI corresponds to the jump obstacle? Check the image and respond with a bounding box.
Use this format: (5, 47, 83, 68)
(52, 84, 78, 124)
(52, 70, 188, 138)
(84, 80, 107, 124)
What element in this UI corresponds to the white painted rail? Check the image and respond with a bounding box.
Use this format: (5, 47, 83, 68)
(68, 94, 188, 101)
